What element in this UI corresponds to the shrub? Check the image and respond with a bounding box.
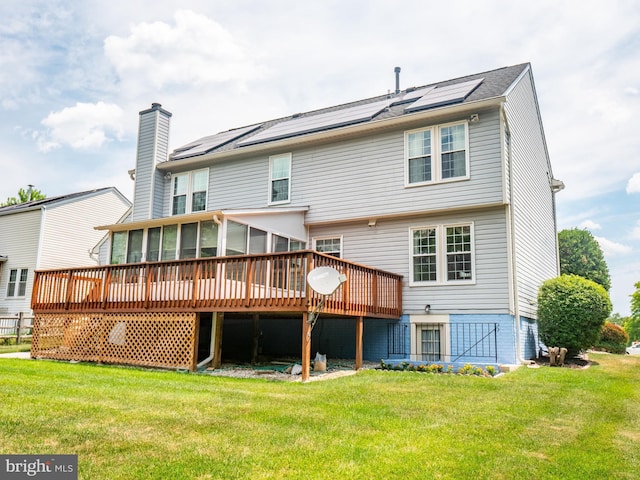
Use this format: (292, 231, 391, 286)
(537, 274, 612, 356)
(593, 321, 629, 354)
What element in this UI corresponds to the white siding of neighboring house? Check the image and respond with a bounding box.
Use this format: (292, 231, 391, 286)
(504, 69, 559, 319)
(0, 210, 42, 315)
(38, 190, 131, 270)
(309, 206, 511, 315)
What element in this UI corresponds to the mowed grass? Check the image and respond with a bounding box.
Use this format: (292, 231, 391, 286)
(1, 354, 639, 479)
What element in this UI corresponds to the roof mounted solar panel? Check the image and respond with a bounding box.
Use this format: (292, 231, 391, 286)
(170, 124, 262, 160)
(238, 99, 389, 146)
(404, 78, 484, 113)
(390, 86, 436, 106)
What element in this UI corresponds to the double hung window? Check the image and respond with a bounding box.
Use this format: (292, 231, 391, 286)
(7, 268, 28, 297)
(269, 153, 291, 204)
(172, 169, 209, 215)
(406, 122, 468, 185)
(410, 224, 474, 284)
(314, 237, 342, 258)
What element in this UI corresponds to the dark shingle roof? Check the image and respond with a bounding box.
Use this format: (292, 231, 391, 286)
(169, 63, 529, 161)
(0, 187, 114, 216)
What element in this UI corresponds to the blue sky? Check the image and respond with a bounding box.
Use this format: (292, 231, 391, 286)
(1, 0, 638, 315)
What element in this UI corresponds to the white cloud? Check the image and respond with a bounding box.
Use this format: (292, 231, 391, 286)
(38, 102, 124, 152)
(103, 10, 268, 91)
(627, 172, 640, 194)
(594, 236, 632, 256)
(578, 220, 601, 230)
(630, 221, 640, 240)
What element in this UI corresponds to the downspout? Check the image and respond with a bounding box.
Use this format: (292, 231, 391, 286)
(196, 315, 217, 370)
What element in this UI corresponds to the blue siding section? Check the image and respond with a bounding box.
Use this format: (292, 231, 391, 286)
(450, 314, 517, 365)
(519, 316, 540, 360)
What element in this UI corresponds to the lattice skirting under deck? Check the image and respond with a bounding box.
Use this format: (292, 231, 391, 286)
(31, 312, 197, 370)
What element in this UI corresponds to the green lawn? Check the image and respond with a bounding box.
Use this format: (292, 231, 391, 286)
(1, 354, 639, 479)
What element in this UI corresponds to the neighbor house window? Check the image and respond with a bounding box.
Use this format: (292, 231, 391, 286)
(172, 169, 209, 215)
(7, 268, 28, 297)
(406, 122, 468, 185)
(269, 153, 291, 204)
(410, 224, 474, 284)
(314, 237, 342, 258)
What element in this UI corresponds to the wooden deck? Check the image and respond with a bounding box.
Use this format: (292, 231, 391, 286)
(31, 251, 403, 319)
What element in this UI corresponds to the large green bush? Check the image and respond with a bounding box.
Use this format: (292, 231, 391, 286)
(537, 274, 612, 356)
(593, 321, 629, 354)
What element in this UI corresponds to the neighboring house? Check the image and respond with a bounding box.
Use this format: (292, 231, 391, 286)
(0, 188, 132, 316)
(30, 63, 563, 379)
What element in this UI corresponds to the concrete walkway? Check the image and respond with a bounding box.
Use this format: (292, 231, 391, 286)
(0, 352, 31, 359)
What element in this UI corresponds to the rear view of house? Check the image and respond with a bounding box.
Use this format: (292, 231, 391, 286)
(30, 63, 562, 379)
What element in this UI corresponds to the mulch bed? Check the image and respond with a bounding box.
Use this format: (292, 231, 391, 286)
(533, 354, 591, 369)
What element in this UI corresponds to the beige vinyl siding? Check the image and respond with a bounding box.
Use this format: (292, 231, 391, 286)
(309, 207, 510, 314)
(504, 70, 559, 319)
(39, 191, 131, 270)
(0, 210, 41, 314)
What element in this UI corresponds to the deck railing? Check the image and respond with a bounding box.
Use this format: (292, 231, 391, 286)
(31, 251, 402, 319)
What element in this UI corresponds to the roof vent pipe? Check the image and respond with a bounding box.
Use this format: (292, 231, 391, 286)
(394, 67, 401, 94)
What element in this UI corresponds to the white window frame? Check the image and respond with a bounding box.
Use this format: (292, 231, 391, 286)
(405, 121, 470, 187)
(268, 153, 291, 205)
(7, 268, 28, 298)
(171, 169, 209, 215)
(409, 314, 450, 362)
(312, 236, 343, 258)
(409, 223, 475, 286)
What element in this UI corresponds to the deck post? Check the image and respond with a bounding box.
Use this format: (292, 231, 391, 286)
(302, 312, 311, 381)
(251, 314, 260, 363)
(190, 313, 200, 372)
(212, 312, 224, 369)
(355, 315, 363, 370)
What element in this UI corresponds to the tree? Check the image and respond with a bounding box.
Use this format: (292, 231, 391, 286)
(537, 274, 612, 356)
(1, 186, 46, 207)
(558, 228, 611, 291)
(624, 281, 640, 343)
(593, 321, 628, 354)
